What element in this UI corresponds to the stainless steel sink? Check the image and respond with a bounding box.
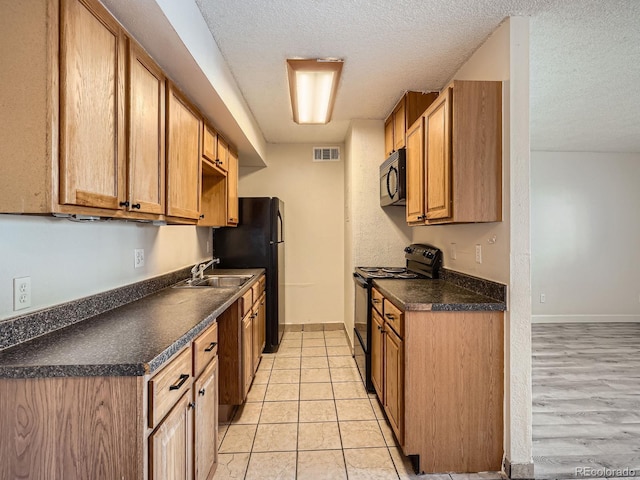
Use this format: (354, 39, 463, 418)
(173, 274, 254, 289)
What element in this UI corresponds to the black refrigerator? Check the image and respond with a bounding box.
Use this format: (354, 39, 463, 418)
(214, 197, 285, 352)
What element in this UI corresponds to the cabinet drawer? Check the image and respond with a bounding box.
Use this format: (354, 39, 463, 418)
(148, 347, 192, 428)
(251, 282, 260, 306)
(258, 275, 266, 295)
(240, 289, 253, 317)
(193, 321, 218, 378)
(371, 288, 384, 316)
(383, 299, 404, 337)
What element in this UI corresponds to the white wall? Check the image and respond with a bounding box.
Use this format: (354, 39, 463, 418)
(343, 120, 413, 345)
(238, 143, 345, 326)
(532, 151, 640, 323)
(0, 215, 210, 320)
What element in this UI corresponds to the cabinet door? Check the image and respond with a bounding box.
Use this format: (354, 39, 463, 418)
(384, 117, 394, 157)
(242, 313, 253, 399)
(59, 0, 126, 210)
(128, 41, 165, 215)
(384, 326, 404, 443)
(149, 392, 193, 480)
(252, 306, 260, 374)
(194, 358, 218, 480)
(166, 84, 202, 220)
(405, 118, 425, 224)
(371, 309, 384, 400)
(227, 150, 239, 225)
(202, 125, 217, 165)
(258, 293, 266, 354)
(425, 88, 452, 220)
(393, 99, 406, 151)
(216, 136, 229, 172)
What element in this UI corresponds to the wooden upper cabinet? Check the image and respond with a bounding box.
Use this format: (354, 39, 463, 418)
(420, 81, 502, 224)
(226, 149, 239, 226)
(384, 117, 394, 158)
(202, 125, 217, 164)
(405, 117, 425, 224)
(425, 89, 452, 221)
(166, 83, 202, 220)
(128, 41, 165, 215)
(393, 99, 406, 151)
(59, 0, 126, 210)
(383, 92, 438, 160)
(216, 136, 229, 172)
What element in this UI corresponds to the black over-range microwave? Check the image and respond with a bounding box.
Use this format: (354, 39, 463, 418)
(380, 149, 406, 206)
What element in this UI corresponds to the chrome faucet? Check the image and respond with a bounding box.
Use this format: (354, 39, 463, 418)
(191, 258, 220, 281)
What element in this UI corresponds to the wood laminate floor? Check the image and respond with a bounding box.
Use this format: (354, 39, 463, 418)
(532, 323, 640, 479)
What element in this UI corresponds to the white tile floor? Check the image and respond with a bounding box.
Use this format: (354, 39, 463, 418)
(214, 327, 506, 480)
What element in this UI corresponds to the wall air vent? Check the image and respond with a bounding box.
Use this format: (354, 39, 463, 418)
(312, 146, 340, 162)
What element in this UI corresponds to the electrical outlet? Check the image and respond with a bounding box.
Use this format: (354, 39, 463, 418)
(475, 244, 482, 264)
(450, 243, 457, 260)
(134, 249, 145, 268)
(540, 293, 546, 303)
(13, 277, 32, 311)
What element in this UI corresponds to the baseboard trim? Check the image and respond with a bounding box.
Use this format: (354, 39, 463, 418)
(504, 457, 534, 479)
(532, 314, 640, 324)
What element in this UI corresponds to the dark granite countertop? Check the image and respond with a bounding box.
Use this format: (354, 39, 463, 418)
(0, 268, 264, 378)
(372, 278, 506, 312)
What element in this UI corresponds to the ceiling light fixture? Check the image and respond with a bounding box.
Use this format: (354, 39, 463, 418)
(286, 58, 343, 125)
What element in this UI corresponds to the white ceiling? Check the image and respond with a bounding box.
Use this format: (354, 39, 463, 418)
(195, 0, 640, 153)
(530, 0, 640, 153)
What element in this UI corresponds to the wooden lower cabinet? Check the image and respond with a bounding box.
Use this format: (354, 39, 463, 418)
(383, 326, 403, 442)
(194, 357, 219, 480)
(371, 309, 384, 399)
(242, 312, 254, 397)
(0, 375, 143, 479)
(149, 391, 193, 480)
(0, 322, 220, 480)
(219, 275, 266, 406)
(372, 290, 504, 474)
(256, 293, 266, 361)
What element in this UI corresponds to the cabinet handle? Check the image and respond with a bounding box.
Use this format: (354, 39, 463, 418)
(417, 214, 426, 221)
(385, 314, 395, 321)
(169, 373, 189, 391)
(372, 299, 381, 304)
(199, 214, 205, 219)
(377, 324, 382, 331)
(198, 388, 206, 396)
(132, 203, 141, 209)
(204, 342, 217, 352)
(119, 201, 130, 208)
(188, 402, 195, 409)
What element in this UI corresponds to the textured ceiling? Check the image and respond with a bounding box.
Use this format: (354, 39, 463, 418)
(195, 0, 640, 153)
(195, 0, 556, 144)
(530, 0, 640, 153)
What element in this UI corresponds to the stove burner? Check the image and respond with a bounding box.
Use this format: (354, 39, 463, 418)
(397, 273, 418, 279)
(359, 267, 381, 272)
(367, 272, 394, 278)
(381, 267, 405, 273)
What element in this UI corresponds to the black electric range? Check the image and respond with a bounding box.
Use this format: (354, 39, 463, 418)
(353, 244, 442, 391)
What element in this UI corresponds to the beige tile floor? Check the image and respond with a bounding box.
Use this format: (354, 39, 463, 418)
(214, 327, 505, 480)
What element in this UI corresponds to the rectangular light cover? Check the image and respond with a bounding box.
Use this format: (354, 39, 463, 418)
(287, 59, 343, 125)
